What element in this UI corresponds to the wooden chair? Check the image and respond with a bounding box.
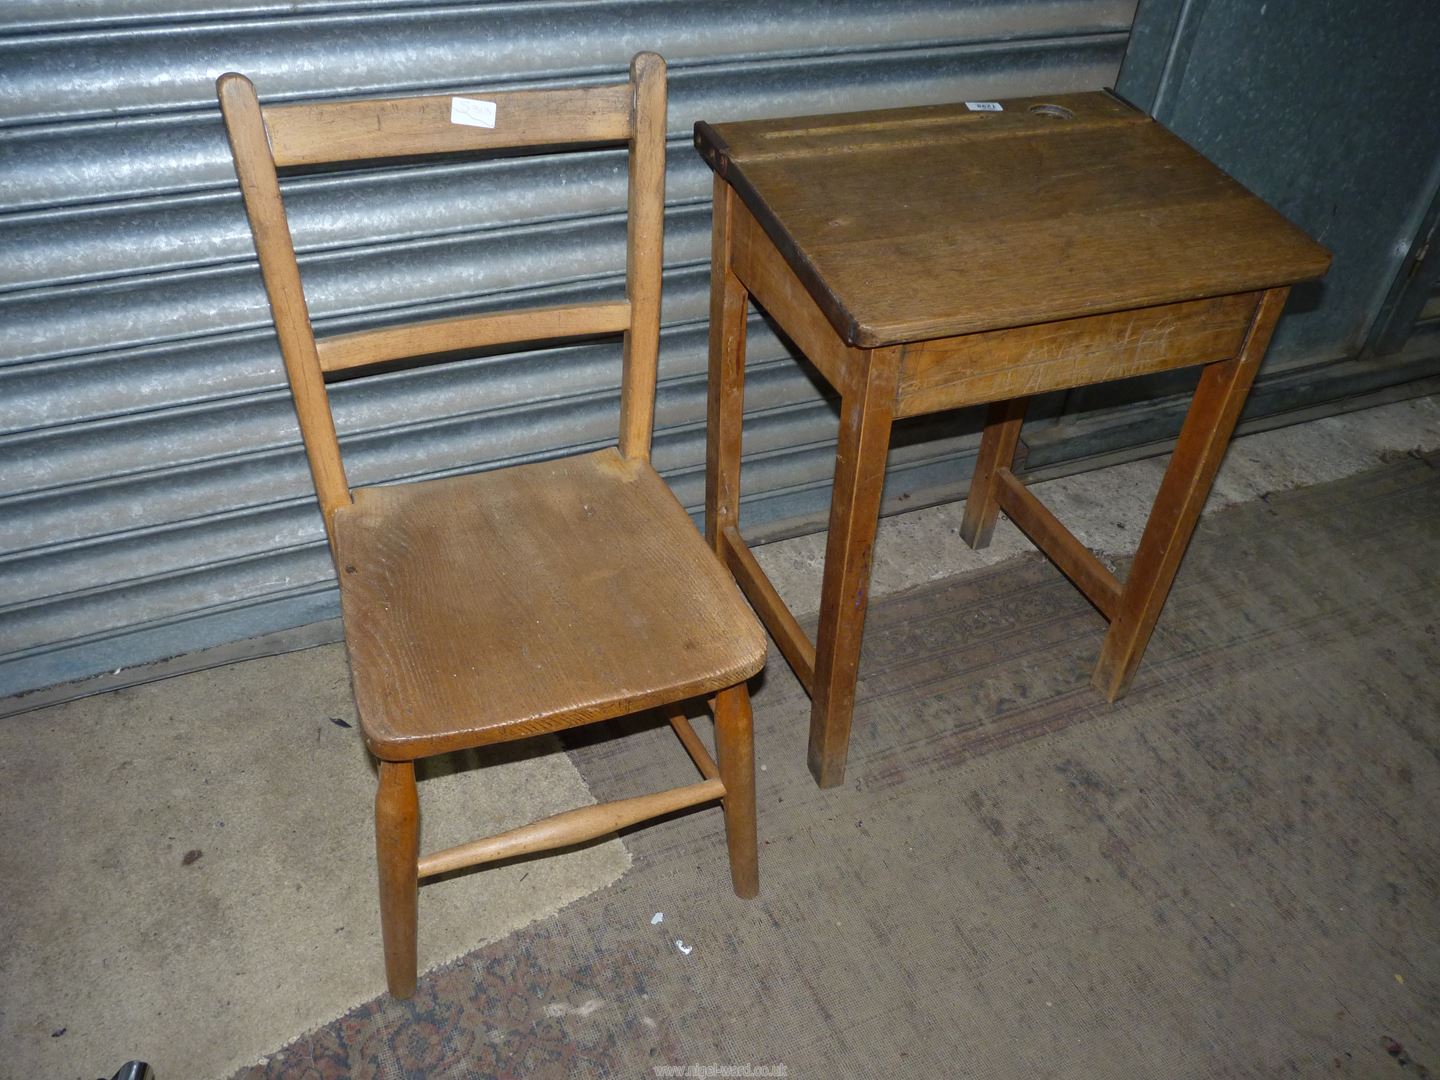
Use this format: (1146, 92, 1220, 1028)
(216, 53, 765, 999)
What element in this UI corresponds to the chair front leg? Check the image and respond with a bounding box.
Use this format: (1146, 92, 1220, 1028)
(713, 683, 759, 898)
(376, 759, 419, 998)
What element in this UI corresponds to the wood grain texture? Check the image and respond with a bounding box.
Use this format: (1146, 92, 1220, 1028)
(335, 448, 767, 760)
(993, 468, 1122, 619)
(714, 684, 759, 898)
(618, 52, 667, 460)
(959, 395, 1029, 549)
(729, 193, 855, 393)
(698, 91, 1141, 166)
(667, 706, 720, 781)
(217, 73, 352, 540)
(894, 292, 1259, 416)
(1093, 286, 1290, 700)
(705, 178, 749, 552)
(696, 92, 1331, 347)
(807, 349, 900, 788)
(721, 524, 816, 693)
(315, 301, 631, 372)
(263, 82, 633, 166)
(375, 760, 419, 998)
(416, 778, 725, 878)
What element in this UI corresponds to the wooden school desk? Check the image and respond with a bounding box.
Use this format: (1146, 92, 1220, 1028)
(694, 91, 1330, 788)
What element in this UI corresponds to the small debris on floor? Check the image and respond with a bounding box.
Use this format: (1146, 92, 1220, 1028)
(328, 717, 352, 728)
(181, 849, 202, 866)
(543, 998, 603, 1018)
(50, 1027, 65, 1038)
(674, 940, 693, 955)
(650, 912, 663, 925)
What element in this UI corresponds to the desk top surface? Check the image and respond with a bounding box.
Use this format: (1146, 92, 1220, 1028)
(694, 92, 1331, 348)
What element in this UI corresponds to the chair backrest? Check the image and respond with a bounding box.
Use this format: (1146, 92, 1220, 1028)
(216, 54, 667, 549)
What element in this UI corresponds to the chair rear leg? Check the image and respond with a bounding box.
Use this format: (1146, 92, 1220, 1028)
(713, 683, 759, 898)
(375, 759, 419, 998)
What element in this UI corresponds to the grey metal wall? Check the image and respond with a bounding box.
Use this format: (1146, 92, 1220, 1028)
(0, 1, 1137, 697)
(1020, 0, 1440, 473)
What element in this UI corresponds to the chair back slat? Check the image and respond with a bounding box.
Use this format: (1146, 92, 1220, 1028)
(262, 82, 634, 167)
(216, 54, 667, 553)
(315, 300, 633, 373)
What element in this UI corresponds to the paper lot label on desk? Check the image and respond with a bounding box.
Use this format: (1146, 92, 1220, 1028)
(965, 101, 1004, 112)
(451, 97, 497, 128)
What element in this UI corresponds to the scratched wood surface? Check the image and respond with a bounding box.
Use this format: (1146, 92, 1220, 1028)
(335, 448, 767, 760)
(315, 300, 632, 373)
(263, 82, 633, 166)
(695, 92, 1331, 347)
(728, 191, 860, 393)
(894, 291, 1259, 416)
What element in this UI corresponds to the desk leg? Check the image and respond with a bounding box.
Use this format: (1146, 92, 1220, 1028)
(960, 396, 1030, 549)
(706, 178, 749, 555)
(808, 349, 900, 788)
(1093, 287, 1288, 701)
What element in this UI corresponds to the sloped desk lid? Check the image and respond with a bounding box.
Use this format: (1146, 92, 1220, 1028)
(695, 92, 1332, 348)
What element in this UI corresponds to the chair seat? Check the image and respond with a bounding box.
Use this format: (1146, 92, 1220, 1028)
(334, 447, 766, 760)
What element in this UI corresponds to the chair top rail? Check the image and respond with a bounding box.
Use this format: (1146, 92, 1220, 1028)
(259, 81, 634, 167)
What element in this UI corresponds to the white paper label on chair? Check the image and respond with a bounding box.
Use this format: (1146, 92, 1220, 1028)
(965, 101, 1003, 112)
(450, 97, 497, 128)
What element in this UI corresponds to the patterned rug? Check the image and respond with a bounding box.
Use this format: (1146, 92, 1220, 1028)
(240, 451, 1440, 1079)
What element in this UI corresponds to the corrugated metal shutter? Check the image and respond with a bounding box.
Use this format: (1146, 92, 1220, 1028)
(0, 1, 1136, 697)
